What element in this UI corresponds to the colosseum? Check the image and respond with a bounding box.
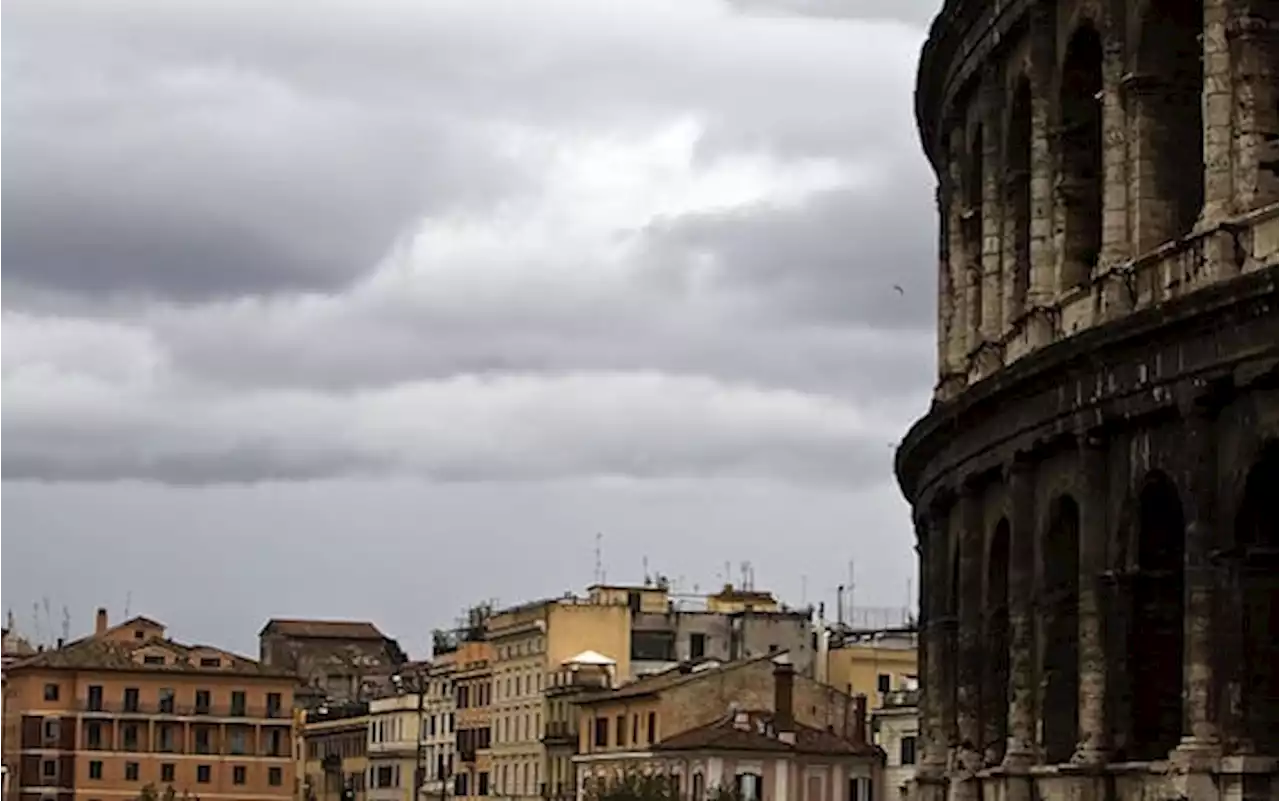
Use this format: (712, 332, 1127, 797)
(894, 2, 1277, 801)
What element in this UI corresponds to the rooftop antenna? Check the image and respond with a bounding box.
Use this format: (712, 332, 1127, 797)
(61, 606, 71, 643)
(642, 556, 650, 585)
(847, 560, 856, 624)
(594, 533, 604, 585)
(124, 591, 133, 620)
(723, 561, 732, 588)
(739, 561, 749, 590)
(31, 603, 41, 645)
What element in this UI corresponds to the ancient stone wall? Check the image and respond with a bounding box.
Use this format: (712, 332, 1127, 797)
(900, 3, 1279, 801)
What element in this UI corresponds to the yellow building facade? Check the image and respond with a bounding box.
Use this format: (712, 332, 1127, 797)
(823, 631, 917, 708)
(486, 595, 632, 801)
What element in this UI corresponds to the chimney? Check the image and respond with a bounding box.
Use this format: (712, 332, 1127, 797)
(95, 608, 108, 635)
(773, 659, 796, 744)
(851, 694, 868, 747)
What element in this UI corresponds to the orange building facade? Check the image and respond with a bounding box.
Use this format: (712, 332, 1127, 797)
(2, 610, 297, 801)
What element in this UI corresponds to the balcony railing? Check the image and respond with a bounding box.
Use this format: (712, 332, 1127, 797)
(541, 722, 575, 744)
(75, 699, 288, 718)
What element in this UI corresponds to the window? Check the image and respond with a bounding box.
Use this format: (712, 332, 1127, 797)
(849, 777, 873, 801)
(266, 692, 283, 717)
(632, 715, 639, 745)
(89, 760, 104, 780)
(692, 773, 706, 801)
(197, 765, 212, 784)
(593, 717, 608, 748)
(199, 657, 221, 667)
(735, 773, 762, 801)
(195, 728, 212, 754)
(158, 688, 175, 713)
(456, 774, 470, 796)
(43, 718, 60, 743)
(161, 764, 175, 783)
(195, 689, 211, 713)
(143, 655, 166, 665)
(269, 767, 283, 787)
(615, 715, 626, 747)
(43, 683, 60, 702)
(85, 721, 103, 750)
(479, 772, 490, 796)
(123, 687, 140, 712)
(134, 629, 145, 640)
(43, 759, 57, 779)
(233, 766, 247, 785)
(377, 766, 395, 789)
(158, 724, 177, 753)
(122, 724, 139, 751)
(229, 729, 247, 755)
(647, 712, 656, 744)
(877, 674, 892, 694)
(125, 762, 140, 781)
(900, 736, 917, 766)
(689, 633, 707, 660)
(87, 685, 104, 711)
(230, 691, 246, 716)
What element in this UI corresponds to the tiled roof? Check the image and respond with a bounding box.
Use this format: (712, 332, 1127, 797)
(654, 711, 880, 758)
(9, 634, 292, 678)
(575, 653, 779, 703)
(260, 618, 387, 640)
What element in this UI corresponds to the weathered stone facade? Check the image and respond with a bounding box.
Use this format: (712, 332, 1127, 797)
(897, 3, 1277, 801)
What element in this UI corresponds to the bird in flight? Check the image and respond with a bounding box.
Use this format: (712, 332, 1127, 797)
(892, 284, 905, 296)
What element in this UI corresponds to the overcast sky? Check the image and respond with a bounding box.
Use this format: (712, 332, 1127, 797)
(2, 0, 942, 658)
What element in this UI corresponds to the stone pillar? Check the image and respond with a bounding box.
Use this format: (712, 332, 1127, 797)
(953, 484, 984, 800)
(915, 507, 949, 801)
(1026, 1, 1056, 311)
(1227, 1, 1279, 213)
(947, 131, 971, 381)
(1099, 23, 1129, 267)
(1003, 455, 1037, 766)
(1201, 0, 1236, 223)
(979, 70, 1004, 342)
(1177, 405, 1222, 755)
(1073, 434, 1110, 764)
(936, 182, 958, 387)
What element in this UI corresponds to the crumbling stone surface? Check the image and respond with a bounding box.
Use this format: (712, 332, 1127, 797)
(899, 3, 1279, 801)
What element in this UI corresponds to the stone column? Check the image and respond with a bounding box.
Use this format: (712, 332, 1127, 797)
(954, 483, 985, 799)
(1073, 434, 1110, 764)
(979, 69, 1004, 343)
(947, 132, 971, 382)
(1003, 455, 1037, 767)
(1201, 0, 1236, 223)
(936, 182, 958, 388)
(915, 507, 949, 801)
(1025, 1, 1056, 312)
(1227, 1, 1279, 213)
(1178, 405, 1222, 755)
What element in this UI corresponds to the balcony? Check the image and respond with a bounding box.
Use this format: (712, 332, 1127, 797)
(74, 699, 285, 718)
(541, 722, 576, 747)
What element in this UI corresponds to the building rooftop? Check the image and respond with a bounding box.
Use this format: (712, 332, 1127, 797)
(654, 710, 880, 758)
(260, 618, 388, 641)
(564, 650, 616, 666)
(575, 652, 779, 703)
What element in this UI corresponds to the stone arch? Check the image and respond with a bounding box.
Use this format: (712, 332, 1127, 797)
(1041, 493, 1080, 764)
(965, 123, 987, 344)
(1056, 22, 1104, 289)
(1128, 470, 1186, 760)
(1005, 76, 1033, 317)
(1130, 0, 1204, 250)
(982, 517, 1011, 765)
(1235, 439, 1277, 755)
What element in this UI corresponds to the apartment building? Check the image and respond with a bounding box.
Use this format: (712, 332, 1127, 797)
(2, 609, 296, 801)
(571, 657, 882, 801)
(823, 629, 917, 707)
(486, 597, 630, 801)
(542, 652, 615, 801)
(259, 620, 407, 710)
(618, 584, 816, 678)
(448, 642, 491, 801)
(869, 689, 917, 801)
(366, 693, 423, 801)
(300, 702, 369, 801)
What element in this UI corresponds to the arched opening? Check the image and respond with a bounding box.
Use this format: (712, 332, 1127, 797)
(1042, 495, 1080, 764)
(983, 519, 1011, 764)
(1132, 0, 1205, 249)
(1236, 441, 1278, 755)
(1007, 79, 1033, 317)
(1129, 471, 1186, 760)
(1057, 23, 1104, 289)
(966, 125, 986, 342)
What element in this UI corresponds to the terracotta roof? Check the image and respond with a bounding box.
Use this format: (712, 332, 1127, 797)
(654, 711, 880, 758)
(260, 618, 387, 640)
(9, 634, 293, 678)
(575, 653, 779, 703)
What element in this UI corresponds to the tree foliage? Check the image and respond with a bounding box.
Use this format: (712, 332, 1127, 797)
(135, 784, 191, 801)
(585, 772, 744, 801)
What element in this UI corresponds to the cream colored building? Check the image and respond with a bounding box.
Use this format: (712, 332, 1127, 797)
(823, 629, 917, 708)
(364, 660, 456, 801)
(486, 595, 632, 801)
(869, 689, 917, 801)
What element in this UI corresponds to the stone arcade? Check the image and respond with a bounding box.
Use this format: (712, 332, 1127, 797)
(895, 2, 1277, 801)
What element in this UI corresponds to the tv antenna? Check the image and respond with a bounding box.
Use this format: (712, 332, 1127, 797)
(594, 533, 605, 585)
